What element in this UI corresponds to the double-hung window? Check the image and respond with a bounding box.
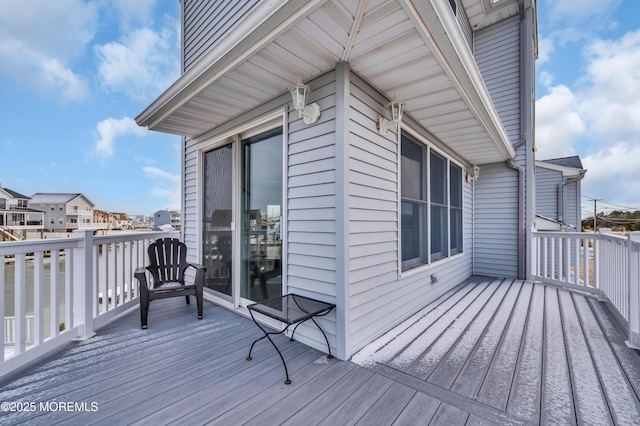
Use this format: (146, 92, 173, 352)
(400, 131, 463, 272)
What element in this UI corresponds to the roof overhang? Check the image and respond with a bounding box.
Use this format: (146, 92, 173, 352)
(535, 160, 586, 178)
(137, 0, 517, 164)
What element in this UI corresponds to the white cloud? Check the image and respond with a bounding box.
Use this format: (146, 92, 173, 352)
(536, 30, 640, 207)
(108, 0, 159, 30)
(95, 23, 179, 101)
(95, 117, 147, 158)
(535, 85, 586, 158)
(0, 0, 97, 101)
(537, 36, 555, 66)
(143, 166, 180, 210)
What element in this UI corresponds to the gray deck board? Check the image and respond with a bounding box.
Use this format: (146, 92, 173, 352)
(1, 278, 640, 425)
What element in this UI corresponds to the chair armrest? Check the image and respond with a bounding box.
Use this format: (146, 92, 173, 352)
(187, 263, 206, 292)
(134, 267, 150, 290)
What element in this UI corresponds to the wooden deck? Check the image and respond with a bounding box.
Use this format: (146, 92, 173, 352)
(1, 278, 639, 425)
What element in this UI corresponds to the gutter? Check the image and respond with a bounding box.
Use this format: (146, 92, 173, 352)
(557, 171, 586, 224)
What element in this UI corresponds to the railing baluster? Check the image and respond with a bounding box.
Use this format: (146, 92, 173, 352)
(14, 254, 26, 354)
(50, 250, 60, 337)
(33, 252, 44, 345)
(65, 250, 73, 333)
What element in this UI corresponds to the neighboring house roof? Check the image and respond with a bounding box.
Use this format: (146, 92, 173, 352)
(30, 193, 95, 206)
(535, 214, 576, 231)
(536, 156, 586, 177)
(0, 187, 30, 199)
(541, 156, 584, 169)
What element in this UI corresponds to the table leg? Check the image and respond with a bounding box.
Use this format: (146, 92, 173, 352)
(246, 309, 292, 385)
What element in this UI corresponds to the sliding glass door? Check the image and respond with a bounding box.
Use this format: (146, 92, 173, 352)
(240, 128, 283, 302)
(201, 124, 283, 304)
(202, 143, 234, 299)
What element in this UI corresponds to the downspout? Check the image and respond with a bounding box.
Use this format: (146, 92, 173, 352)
(557, 172, 586, 226)
(507, 139, 526, 280)
(506, 0, 532, 280)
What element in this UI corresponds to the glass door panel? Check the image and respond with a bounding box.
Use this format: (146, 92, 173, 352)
(241, 127, 283, 302)
(202, 143, 234, 299)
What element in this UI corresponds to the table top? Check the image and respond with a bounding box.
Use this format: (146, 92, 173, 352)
(247, 294, 335, 324)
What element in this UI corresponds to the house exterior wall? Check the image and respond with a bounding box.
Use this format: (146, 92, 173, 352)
(535, 166, 561, 221)
(181, 65, 478, 358)
(472, 14, 527, 279)
(565, 180, 581, 230)
(182, 0, 261, 72)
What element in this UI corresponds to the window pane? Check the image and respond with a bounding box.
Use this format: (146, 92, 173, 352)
(430, 152, 446, 205)
(401, 201, 426, 269)
(450, 163, 463, 255)
(450, 164, 462, 208)
(431, 205, 448, 261)
(401, 135, 424, 201)
(450, 207, 463, 255)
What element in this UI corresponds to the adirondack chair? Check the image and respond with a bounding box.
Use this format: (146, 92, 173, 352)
(134, 238, 205, 329)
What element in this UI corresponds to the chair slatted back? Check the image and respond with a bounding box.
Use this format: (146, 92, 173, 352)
(147, 238, 189, 287)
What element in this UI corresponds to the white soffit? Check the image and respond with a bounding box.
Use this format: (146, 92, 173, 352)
(137, 0, 516, 164)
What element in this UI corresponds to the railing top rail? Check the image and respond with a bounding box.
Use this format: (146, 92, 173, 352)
(0, 237, 83, 256)
(532, 230, 629, 242)
(93, 231, 175, 245)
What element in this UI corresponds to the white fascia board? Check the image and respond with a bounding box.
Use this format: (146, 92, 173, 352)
(535, 160, 584, 177)
(136, 0, 322, 131)
(404, 0, 515, 162)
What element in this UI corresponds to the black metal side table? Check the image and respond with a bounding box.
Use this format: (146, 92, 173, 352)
(246, 294, 336, 384)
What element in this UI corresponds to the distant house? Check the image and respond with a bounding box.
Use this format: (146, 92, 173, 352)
(153, 210, 171, 230)
(0, 187, 45, 239)
(137, 0, 538, 360)
(153, 210, 181, 230)
(535, 156, 586, 231)
(111, 212, 132, 230)
(93, 209, 111, 229)
(30, 193, 95, 232)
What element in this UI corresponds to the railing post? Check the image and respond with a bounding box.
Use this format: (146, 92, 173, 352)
(627, 232, 640, 348)
(73, 229, 96, 340)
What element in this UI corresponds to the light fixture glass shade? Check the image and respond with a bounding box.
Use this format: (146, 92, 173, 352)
(387, 99, 405, 123)
(290, 78, 309, 112)
(289, 77, 321, 125)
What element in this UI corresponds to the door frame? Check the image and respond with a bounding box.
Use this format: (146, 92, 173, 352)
(197, 109, 287, 310)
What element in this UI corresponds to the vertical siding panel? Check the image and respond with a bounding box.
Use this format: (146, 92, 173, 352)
(475, 15, 521, 144)
(472, 15, 521, 279)
(474, 162, 519, 278)
(535, 167, 562, 221)
(183, 0, 262, 71)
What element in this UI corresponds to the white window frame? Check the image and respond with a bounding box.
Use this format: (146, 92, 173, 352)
(399, 128, 465, 274)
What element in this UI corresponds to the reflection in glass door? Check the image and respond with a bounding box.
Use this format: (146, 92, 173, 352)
(241, 128, 283, 302)
(202, 143, 233, 299)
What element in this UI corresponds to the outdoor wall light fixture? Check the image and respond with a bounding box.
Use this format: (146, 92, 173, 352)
(290, 77, 321, 125)
(467, 164, 481, 182)
(377, 98, 405, 135)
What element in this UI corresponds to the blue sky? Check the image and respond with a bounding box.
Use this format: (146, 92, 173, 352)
(0, 0, 181, 216)
(535, 0, 640, 217)
(1, 0, 638, 218)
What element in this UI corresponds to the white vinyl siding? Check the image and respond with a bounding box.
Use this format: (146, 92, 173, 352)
(472, 15, 522, 278)
(474, 15, 521, 143)
(347, 72, 473, 356)
(473, 162, 519, 278)
(183, 0, 262, 71)
(536, 167, 561, 221)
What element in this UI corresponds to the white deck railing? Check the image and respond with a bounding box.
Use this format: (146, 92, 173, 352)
(0, 229, 176, 379)
(532, 229, 640, 347)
